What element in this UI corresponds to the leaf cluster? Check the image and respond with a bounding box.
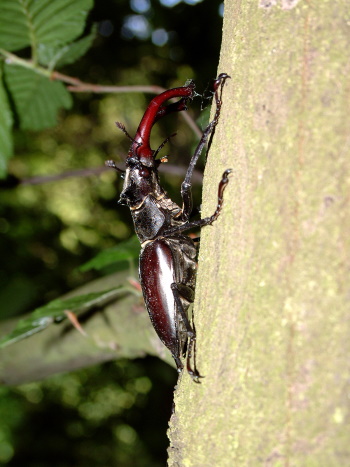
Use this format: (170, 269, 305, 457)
(0, 0, 96, 177)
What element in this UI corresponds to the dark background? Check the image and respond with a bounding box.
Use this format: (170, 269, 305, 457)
(0, 0, 223, 464)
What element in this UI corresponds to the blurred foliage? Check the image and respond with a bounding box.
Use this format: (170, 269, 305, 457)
(0, 0, 95, 166)
(0, 359, 177, 466)
(0, 0, 223, 464)
(0, 288, 125, 349)
(80, 235, 140, 272)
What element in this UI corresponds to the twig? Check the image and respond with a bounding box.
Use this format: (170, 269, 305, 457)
(0, 48, 205, 189)
(51, 71, 202, 138)
(0, 49, 202, 139)
(18, 164, 203, 186)
(19, 166, 109, 186)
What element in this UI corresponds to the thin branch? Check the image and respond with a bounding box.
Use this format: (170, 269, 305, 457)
(19, 166, 109, 186)
(0, 49, 48, 75)
(52, 70, 166, 95)
(52, 71, 202, 138)
(0, 48, 204, 193)
(18, 164, 203, 187)
(0, 49, 202, 139)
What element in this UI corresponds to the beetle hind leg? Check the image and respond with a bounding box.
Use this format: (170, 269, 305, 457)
(186, 329, 203, 383)
(173, 354, 184, 374)
(171, 283, 203, 382)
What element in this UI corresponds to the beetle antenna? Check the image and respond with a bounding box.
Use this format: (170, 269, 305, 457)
(153, 132, 177, 160)
(115, 122, 136, 143)
(105, 159, 125, 177)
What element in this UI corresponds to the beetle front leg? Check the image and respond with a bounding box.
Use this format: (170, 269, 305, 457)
(163, 168, 232, 237)
(171, 283, 202, 382)
(180, 73, 230, 221)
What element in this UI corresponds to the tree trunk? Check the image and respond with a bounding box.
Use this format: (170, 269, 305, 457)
(168, 1, 350, 465)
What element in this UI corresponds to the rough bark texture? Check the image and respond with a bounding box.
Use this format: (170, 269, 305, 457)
(168, 1, 350, 465)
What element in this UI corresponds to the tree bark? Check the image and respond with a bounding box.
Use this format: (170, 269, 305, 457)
(168, 1, 350, 465)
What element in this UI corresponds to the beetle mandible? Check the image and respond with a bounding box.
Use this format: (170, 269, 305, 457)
(106, 73, 231, 382)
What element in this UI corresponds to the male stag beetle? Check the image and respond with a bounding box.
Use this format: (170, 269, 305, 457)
(106, 73, 231, 382)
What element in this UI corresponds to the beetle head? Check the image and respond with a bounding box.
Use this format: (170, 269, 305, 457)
(107, 81, 196, 208)
(127, 80, 195, 167)
(118, 80, 196, 207)
(118, 156, 163, 207)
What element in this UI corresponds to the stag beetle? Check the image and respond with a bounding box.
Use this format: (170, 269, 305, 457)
(106, 73, 231, 382)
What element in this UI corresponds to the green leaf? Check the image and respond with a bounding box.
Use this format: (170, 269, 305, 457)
(0, 1, 31, 51)
(0, 288, 126, 349)
(196, 104, 210, 129)
(81, 237, 141, 272)
(0, 64, 13, 178)
(0, 0, 94, 53)
(4, 64, 72, 130)
(37, 24, 97, 69)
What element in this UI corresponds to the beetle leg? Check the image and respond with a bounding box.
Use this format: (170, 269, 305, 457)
(180, 73, 230, 222)
(163, 168, 232, 237)
(170, 283, 194, 334)
(174, 355, 184, 373)
(202, 167, 232, 226)
(153, 133, 176, 160)
(171, 283, 202, 381)
(186, 323, 202, 383)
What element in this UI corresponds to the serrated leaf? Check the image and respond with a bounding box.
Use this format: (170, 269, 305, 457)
(0, 0, 94, 53)
(37, 24, 97, 69)
(0, 288, 126, 349)
(0, 1, 31, 51)
(0, 64, 13, 178)
(81, 236, 140, 272)
(4, 64, 72, 130)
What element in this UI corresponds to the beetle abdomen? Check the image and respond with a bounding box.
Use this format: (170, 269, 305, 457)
(139, 238, 179, 355)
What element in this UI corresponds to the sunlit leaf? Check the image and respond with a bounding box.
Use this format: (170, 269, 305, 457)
(0, 0, 94, 53)
(4, 64, 72, 130)
(0, 288, 126, 349)
(0, 64, 13, 178)
(81, 236, 140, 272)
(37, 25, 97, 69)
